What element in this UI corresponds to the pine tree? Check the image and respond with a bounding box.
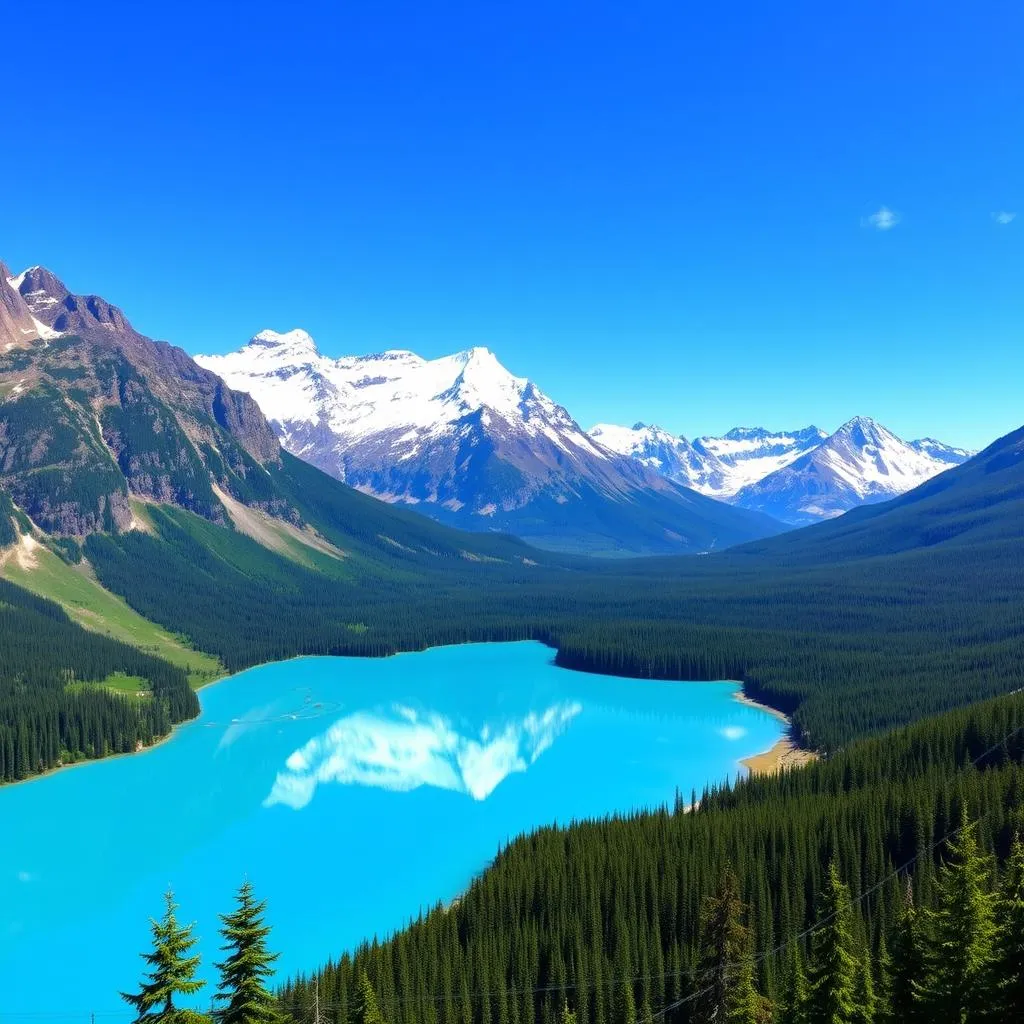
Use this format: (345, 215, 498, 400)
(352, 970, 388, 1024)
(872, 932, 891, 1024)
(888, 881, 925, 1024)
(989, 834, 1024, 1020)
(213, 880, 282, 1024)
(778, 944, 807, 1024)
(122, 889, 207, 1024)
(850, 953, 875, 1024)
(725, 943, 760, 1024)
(804, 862, 858, 1024)
(920, 816, 996, 1023)
(691, 867, 760, 1024)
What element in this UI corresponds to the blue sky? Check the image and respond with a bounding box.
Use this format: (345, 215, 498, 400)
(3, 0, 1021, 449)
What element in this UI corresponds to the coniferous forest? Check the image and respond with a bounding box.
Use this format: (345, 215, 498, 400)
(276, 690, 1024, 1023)
(117, 691, 1024, 1023)
(2, 407, 1023, 1022)
(0, 577, 196, 782)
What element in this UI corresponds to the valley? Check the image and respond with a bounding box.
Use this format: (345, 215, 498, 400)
(6, 7, 1023, 1021)
(1, 257, 1022, 1022)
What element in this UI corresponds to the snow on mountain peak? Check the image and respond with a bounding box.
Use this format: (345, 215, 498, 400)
(196, 336, 606, 466)
(591, 422, 828, 498)
(732, 418, 976, 524)
(251, 328, 320, 355)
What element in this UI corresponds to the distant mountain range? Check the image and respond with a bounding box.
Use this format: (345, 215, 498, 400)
(588, 423, 829, 500)
(201, 329, 972, 536)
(593, 419, 973, 524)
(196, 330, 780, 554)
(1, 257, 973, 553)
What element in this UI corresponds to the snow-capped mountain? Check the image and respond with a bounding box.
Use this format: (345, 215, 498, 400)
(588, 423, 726, 492)
(694, 426, 830, 494)
(590, 418, 972, 525)
(1, 263, 63, 349)
(589, 422, 826, 498)
(196, 331, 782, 555)
(733, 416, 974, 524)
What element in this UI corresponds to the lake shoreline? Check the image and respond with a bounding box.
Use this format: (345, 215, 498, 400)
(732, 689, 818, 775)
(3, 642, 806, 789)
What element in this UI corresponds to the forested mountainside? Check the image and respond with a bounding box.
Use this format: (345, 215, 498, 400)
(280, 690, 1024, 1023)
(0, 263, 285, 536)
(0, 575, 197, 782)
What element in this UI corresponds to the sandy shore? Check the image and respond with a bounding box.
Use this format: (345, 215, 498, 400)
(733, 690, 818, 776)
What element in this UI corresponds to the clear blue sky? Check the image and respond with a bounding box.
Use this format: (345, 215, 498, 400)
(3, 1, 1021, 448)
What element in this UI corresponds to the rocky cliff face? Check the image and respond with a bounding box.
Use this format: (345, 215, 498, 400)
(10, 266, 280, 464)
(0, 261, 293, 536)
(0, 261, 45, 349)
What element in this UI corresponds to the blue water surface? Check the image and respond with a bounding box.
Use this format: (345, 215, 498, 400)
(0, 641, 782, 1019)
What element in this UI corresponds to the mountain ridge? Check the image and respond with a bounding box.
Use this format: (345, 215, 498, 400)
(197, 329, 782, 555)
(732, 415, 973, 523)
(594, 415, 972, 523)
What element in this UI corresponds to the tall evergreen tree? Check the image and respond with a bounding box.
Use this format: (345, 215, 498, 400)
(213, 880, 282, 1024)
(989, 834, 1024, 1020)
(352, 970, 388, 1024)
(920, 816, 996, 1023)
(724, 944, 761, 1024)
(778, 945, 807, 1024)
(888, 881, 925, 1024)
(850, 953, 875, 1024)
(122, 889, 207, 1024)
(691, 867, 760, 1024)
(804, 862, 858, 1024)
(871, 932, 891, 1024)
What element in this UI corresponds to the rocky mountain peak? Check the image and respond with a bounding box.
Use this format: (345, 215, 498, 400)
(1, 263, 55, 348)
(251, 328, 320, 356)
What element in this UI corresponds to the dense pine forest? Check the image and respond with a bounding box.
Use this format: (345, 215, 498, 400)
(0, 576, 197, 782)
(114, 693, 1024, 1023)
(277, 690, 1024, 1024)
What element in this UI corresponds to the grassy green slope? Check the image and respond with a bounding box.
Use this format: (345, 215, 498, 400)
(2, 543, 221, 687)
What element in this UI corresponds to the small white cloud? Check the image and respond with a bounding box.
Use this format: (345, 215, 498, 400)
(862, 206, 901, 231)
(992, 211, 1016, 225)
(16, 870, 35, 883)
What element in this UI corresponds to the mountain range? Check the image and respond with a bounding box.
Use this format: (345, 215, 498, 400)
(0, 262, 782, 562)
(196, 330, 779, 554)
(592, 419, 973, 524)
(200, 329, 972, 538)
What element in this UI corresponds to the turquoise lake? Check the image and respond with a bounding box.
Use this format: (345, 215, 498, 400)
(0, 641, 782, 1018)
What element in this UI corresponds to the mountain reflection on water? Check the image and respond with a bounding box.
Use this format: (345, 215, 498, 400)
(264, 700, 584, 808)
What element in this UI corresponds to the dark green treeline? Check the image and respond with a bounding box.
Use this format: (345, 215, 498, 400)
(0, 576, 198, 783)
(278, 691, 1024, 1024)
